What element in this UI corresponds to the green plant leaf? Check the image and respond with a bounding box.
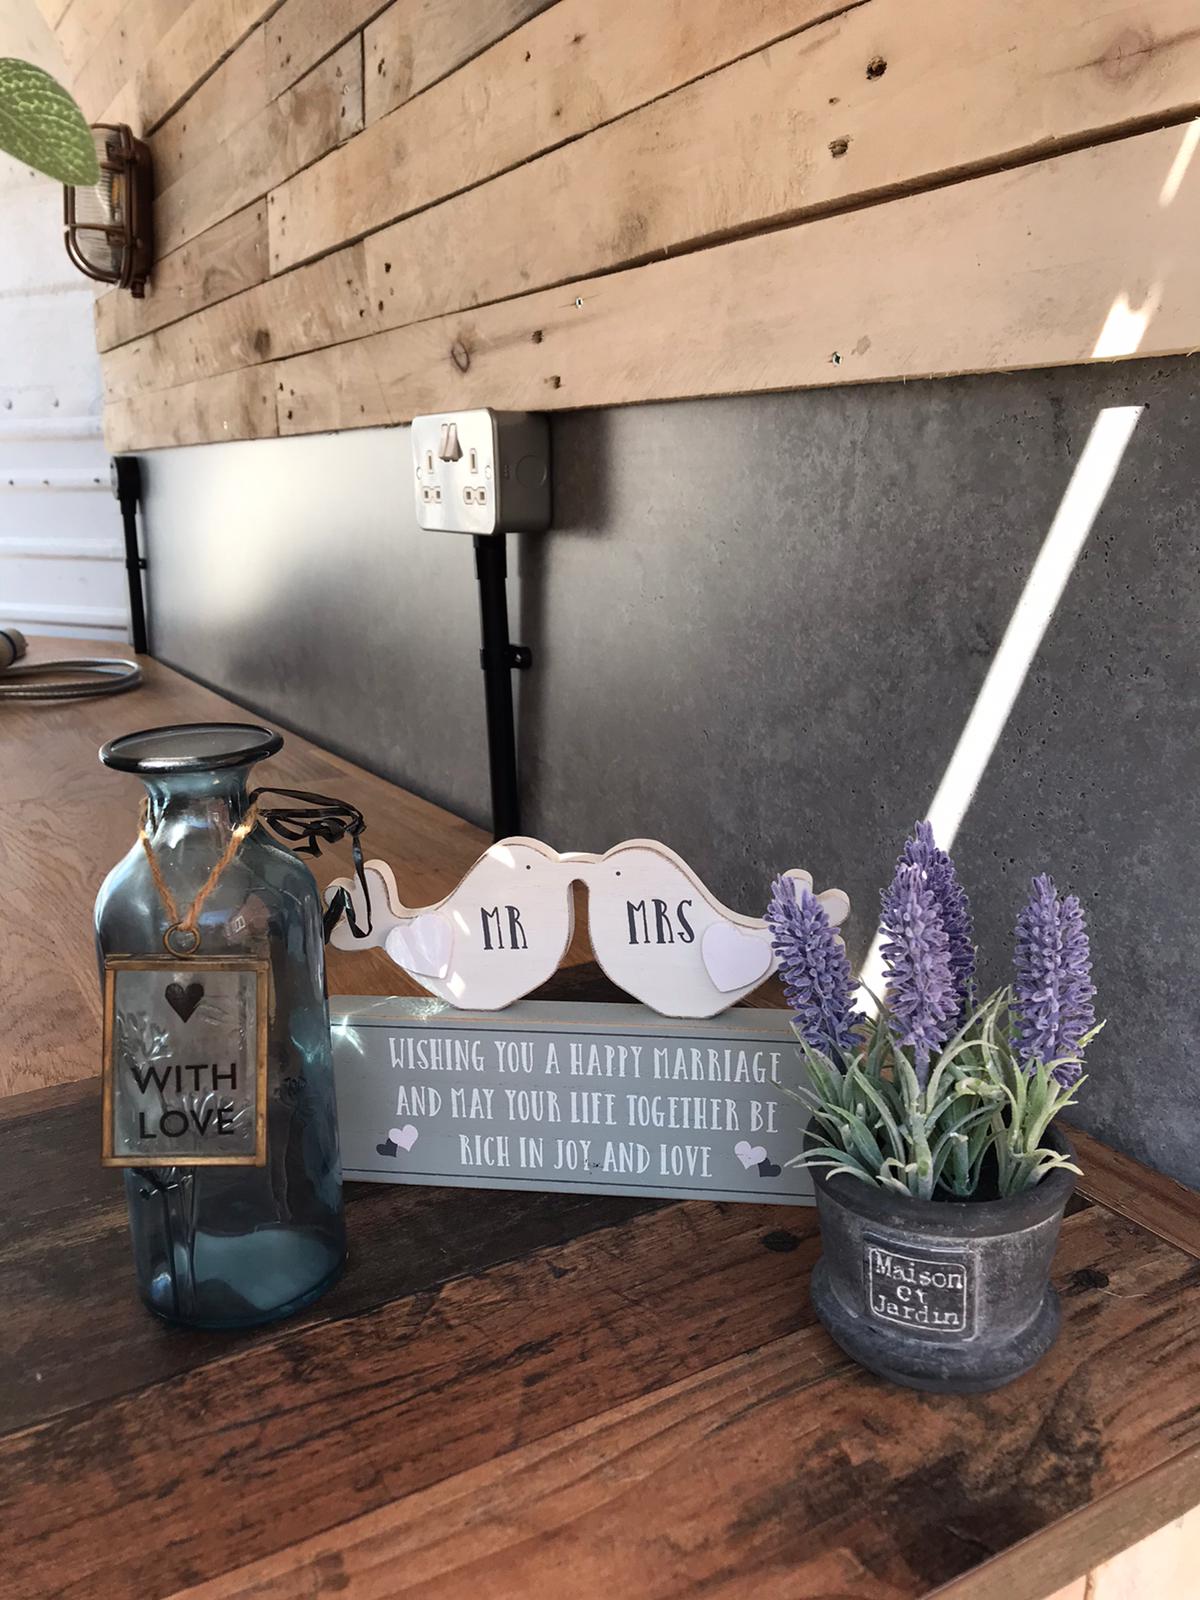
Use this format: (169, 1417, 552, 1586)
(0, 59, 99, 185)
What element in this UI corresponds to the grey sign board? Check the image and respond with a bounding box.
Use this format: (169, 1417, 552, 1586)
(330, 997, 814, 1204)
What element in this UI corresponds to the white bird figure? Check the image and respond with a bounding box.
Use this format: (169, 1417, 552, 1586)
(569, 840, 849, 1018)
(326, 837, 849, 1017)
(326, 837, 576, 1011)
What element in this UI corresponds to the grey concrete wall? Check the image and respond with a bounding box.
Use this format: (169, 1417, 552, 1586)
(140, 355, 1200, 1187)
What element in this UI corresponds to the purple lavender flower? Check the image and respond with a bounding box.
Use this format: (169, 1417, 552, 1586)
(880, 863, 956, 1087)
(1013, 874, 1096, 1085)
(765, 875, 862, 1058)
(901, 820, 976, 1024)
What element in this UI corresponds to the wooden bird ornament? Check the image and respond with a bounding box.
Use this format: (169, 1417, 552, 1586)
(326, 837, 850, 1018)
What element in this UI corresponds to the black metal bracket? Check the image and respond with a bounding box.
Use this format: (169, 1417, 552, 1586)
(110, 455, 148, 654)
(473, 535, 529, 841)
(480, 643, 532, 671)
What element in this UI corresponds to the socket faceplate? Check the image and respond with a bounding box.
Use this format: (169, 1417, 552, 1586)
(411, 409, 551, 535)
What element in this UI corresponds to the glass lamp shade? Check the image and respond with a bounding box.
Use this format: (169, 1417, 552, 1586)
(64, 124, 153, 296)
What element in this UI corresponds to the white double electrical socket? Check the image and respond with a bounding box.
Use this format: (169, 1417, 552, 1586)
(411, 409, 551, 536)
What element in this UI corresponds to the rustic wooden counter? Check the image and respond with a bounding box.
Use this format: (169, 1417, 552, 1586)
(2, 642, 1199, 1600)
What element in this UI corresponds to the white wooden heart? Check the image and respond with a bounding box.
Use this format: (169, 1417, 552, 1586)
(385, 913, 453, 979)
(701, 921, 774, 993)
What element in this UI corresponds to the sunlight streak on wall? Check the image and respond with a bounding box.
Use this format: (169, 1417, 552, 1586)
(1092, 288, 1162, 358)
(854, 405, 1144, 1010)
(1160, 119, 1200, 207)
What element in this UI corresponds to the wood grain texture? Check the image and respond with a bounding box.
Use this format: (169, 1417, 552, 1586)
(267, 0, 849, 272)
(363, 0, 559, 123)
(99, 0, 281, 133)
(266, 124, 1200, 438)
(101, 243, 380, 399)
(67, 0, 191, 122)
(1088, 1505, 1200, 1597)
(928, 1450, 1200, 1600)
(93, 203, 269, 353)
(33, 0, 78, 35)
(354, 0, 1200, 337)
(137, 23, 268, 176)
(36, 0, 118, 77)
(0, 638, 490, 1097)
(104, 360, 279, 451)
(0, 1073, 660, 1434)
(95, 0, 1200, 411)
(145, 1211, 1200, 1600)
(156, 38, 362, 258)
(265, 0, 389, 99)
(1071, 1123, 1200, 1259)
(0, 1185, 829, 1599)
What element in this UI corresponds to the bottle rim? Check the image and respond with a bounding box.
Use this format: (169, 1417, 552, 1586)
(99, 721, 283, 774)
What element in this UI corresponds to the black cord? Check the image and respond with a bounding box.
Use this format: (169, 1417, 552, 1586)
(249, 786, 374, 942)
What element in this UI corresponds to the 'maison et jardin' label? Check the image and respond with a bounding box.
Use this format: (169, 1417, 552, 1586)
(863, 1233, 974, 1337)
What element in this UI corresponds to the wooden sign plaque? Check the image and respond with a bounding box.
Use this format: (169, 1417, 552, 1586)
(102, 957, 269, 1167)
(331, 997, 814, 1205)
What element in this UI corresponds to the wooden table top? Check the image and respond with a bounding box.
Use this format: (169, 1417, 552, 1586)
(3, 642, 1200, 1600)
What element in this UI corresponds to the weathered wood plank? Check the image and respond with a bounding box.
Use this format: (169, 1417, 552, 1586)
(0, 1076, 660, 1435)
(136, 24, 267, 178)
(68, 0, 192, 123)
(156, 39, 362, 258)
(929, 1452, 1200, 1600)
(155, 1210, 1200, 1600)
(94, 203, 268, 352)
(34, 0, 77, 35)
(100, 0, 280, 133)
(104, 362, 279, 451)
(269, 125, 1200, 438)
(265, 0, 388, 99)
(357, 0, 1200, 337)
(102, 0, 1200, 421)
(364, 0, 559, 123)
(1088, 1505, 1200, 1599)
(0, 1195, 830, 1599)
(268, 0, 849, 272)
(1071, 1123, 1200, 1260)
(101, 244, 380, 399)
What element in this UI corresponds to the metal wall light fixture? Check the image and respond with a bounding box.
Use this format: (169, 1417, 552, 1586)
(64, 124, 153, 296)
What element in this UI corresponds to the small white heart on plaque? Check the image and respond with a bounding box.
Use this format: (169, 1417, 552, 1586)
(734, 1141, 768, 1170)
(386, 913, 453, 979)
(389, 1124, 419, 1152)
(701, 922, 773, 993)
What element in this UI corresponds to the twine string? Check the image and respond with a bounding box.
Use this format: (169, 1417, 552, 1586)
(136, 786, 372, 952)
(138, 799, 260, 953)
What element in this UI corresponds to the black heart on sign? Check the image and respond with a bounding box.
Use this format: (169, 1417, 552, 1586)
(757, 1157, 782, 1179)
(165, 981, 204, 1023)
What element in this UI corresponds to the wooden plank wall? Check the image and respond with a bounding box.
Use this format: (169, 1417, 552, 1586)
(37, 0, 1200, 451)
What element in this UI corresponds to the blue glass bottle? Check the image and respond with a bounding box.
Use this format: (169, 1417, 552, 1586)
(95, 723, 346, 1328)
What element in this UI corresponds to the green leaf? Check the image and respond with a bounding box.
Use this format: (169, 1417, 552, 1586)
(0, 59, 99, 185)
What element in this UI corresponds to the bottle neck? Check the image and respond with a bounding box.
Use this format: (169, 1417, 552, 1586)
(141, 767, 253, 843)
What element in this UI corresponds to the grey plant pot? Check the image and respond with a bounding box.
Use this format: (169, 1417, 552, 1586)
(808, 1124, 1076, 1394)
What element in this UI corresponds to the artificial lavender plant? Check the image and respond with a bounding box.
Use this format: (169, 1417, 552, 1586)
(1013, 874, 1097, 1085)
(765, 876, 861, 1058)
(878, 861, 956, 1089)
(901, 820, 976, 1023)
(770, 825, 1098, 1201)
